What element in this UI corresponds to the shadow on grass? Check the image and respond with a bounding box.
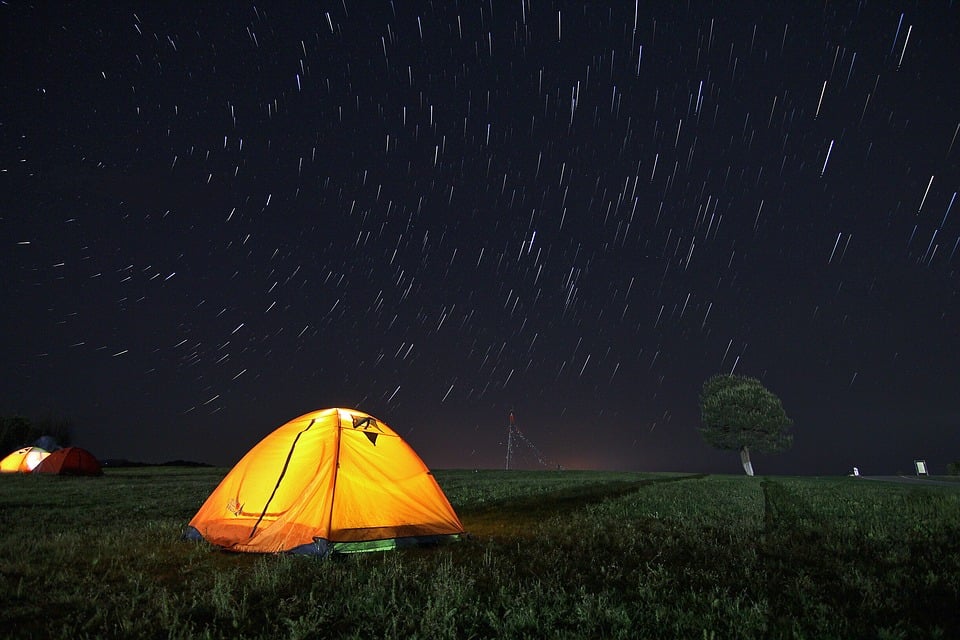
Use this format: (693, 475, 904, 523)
(462, 474, 708, 535)
(760, 478, 960, 635)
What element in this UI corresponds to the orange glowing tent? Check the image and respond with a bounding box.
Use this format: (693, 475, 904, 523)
(33, 447, 103, 476)
(0, 446, 50, 473)
(184, 408, 464, 555)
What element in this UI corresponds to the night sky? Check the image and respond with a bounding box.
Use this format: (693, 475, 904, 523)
(3, 2, 958, 475)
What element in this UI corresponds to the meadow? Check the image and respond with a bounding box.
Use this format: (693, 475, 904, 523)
(1, 467, 958, 639)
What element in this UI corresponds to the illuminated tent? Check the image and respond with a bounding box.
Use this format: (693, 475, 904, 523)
(33, 447, 103, 476)
(0, 447, 50, 473)
(184, 408, 464, 555)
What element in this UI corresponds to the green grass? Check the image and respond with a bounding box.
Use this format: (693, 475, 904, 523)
(1, 468, 959, 638)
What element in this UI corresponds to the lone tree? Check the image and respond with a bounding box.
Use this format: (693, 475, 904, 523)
(698, 374, 793, 476)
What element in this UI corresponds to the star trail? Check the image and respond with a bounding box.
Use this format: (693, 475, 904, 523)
(2, 2, 958, 474)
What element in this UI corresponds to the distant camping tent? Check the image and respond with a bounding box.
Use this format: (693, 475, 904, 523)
(0, 447, 50, 473)
(184, 408, 464, 555)
(32, 435, 61, 452)
(33, 447, 103, 476)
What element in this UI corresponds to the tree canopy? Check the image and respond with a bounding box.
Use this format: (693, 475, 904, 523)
(698, 374, 793, 454)
(0, 415, 72, 453)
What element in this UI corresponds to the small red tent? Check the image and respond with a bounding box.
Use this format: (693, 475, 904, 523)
(33, 447, 103, 476)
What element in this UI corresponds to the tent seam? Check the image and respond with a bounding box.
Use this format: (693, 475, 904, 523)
(325, 410, 345, 544)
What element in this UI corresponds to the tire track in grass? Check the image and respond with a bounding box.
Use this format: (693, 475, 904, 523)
(760, 479, 864, 636)
(762, 478, 960, 636)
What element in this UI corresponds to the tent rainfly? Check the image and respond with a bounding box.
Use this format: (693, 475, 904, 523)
(33, 447, 103, 476)
(0, 447, 50, 473)
(184, 408, 464, 555)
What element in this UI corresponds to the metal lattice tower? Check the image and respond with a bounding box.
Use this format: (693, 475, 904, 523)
(505, 410, 515, 470)
(504, 410, 561, 471)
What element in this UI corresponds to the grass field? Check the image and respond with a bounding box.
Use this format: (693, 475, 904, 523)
(1, 468, 958, 639)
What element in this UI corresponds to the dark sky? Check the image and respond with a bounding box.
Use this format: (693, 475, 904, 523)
(2, 1, 958, 475)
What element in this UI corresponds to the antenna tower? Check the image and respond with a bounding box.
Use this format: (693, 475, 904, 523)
(504, 410, 560, 470)
(505, 410, 515, 470)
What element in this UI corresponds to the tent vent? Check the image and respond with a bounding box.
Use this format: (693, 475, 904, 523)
(352, 416, 382, 432)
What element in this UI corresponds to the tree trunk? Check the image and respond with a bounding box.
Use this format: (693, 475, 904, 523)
(740, 445, 755, 476)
